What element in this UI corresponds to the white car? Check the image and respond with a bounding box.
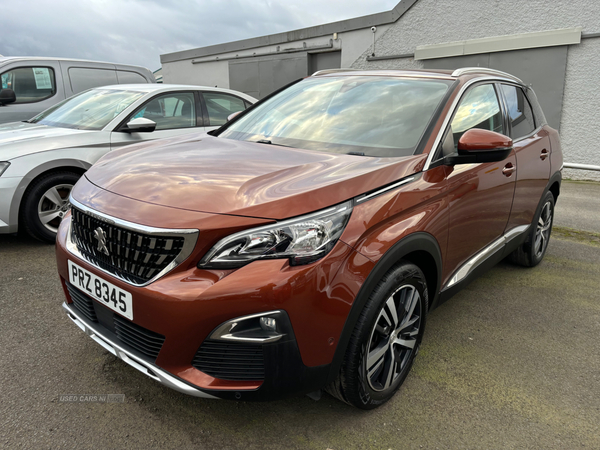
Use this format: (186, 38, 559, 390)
(0, 84, 256, 241)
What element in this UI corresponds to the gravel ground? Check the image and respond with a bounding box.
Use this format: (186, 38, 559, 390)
(1, 195, 599, 449)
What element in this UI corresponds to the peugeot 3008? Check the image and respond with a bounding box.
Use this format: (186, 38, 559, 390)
(55, 68, 562, 409)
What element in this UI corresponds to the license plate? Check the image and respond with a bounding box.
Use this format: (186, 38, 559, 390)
(68, 260, 133, 320)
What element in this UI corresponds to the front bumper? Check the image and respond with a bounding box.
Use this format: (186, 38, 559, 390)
(62, 301, 218, 399)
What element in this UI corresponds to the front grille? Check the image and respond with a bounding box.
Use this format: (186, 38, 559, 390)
(192, 340, 265, 381)
(67, 283, 165, 361)
(70, 207, 186, 285)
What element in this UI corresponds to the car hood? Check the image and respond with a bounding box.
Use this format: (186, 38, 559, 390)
(0, 122, 99, 160)
(83, 135, 426, 220)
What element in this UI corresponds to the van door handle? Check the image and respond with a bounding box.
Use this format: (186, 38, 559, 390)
(502, 163, 516, 177)
(540, 148, 549, 161)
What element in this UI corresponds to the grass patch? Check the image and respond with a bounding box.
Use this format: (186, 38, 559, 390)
(553, 226, 600, 247)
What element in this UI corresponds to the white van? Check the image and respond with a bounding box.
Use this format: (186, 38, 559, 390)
(0, 57, 155, 124)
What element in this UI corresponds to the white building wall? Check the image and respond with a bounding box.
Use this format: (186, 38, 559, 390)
(351, 0, 600, 180)
(162, 59, 230, 89)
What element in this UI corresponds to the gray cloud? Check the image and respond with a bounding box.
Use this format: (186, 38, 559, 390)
(0, 0, 396, 71)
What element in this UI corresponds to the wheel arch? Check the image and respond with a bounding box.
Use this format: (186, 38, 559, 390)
(327, 232, 442, 384)
(11, 159, 90, 231)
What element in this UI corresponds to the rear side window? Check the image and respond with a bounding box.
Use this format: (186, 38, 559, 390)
(116, 70, 148, 84)
(203, 92, 247, 126)
(0, 67, 56, 103)
(68, 68, 118, 93)
(450, 84, 503, 149)
(500, 84, 536, 139)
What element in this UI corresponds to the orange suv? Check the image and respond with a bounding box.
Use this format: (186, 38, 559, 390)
(56, 68, 562, 409)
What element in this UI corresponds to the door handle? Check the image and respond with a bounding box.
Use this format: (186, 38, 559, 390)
(502, 163, 516, 177)
(540, 148, 549, 161)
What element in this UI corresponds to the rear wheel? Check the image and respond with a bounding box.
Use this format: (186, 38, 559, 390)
(508, 191, 554, 267)
(326, 261, 428, 409)
(22, 171, 80, 242)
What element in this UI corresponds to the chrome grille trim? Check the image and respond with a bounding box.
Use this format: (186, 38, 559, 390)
(66, 197, 199, 287)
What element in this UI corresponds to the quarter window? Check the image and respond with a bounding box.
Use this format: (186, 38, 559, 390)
(500, 84, 536, 139)
(131, 92, 197, 130)
(0, 67, 56, 103)
(203, 92, 247, 126)
(450, 84, 504, 149)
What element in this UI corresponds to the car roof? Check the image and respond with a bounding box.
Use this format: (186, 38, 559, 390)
(94, 84, 258, 101)
(311, 67, 524, 85)
(0, 56, 148, 70)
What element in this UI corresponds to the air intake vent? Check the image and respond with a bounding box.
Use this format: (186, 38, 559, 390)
(192, 340, 265, 381)
(66, 283, 165, 361)
(113, 315, 165, 360)
(67, 283, 97, 322)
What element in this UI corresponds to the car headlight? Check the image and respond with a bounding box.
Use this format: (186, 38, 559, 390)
(0, 162, 10, 177)
(198, 201, 353, 269)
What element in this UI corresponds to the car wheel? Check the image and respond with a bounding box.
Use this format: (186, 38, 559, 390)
(22, 171, 80, 242)
(508, 191, 555, 268)
(326, 261, 428, 409)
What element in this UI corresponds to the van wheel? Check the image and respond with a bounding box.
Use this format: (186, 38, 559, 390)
(326, 261, 428, 409)
(22, 171, 80, 242)
(508, 191, 555, 267)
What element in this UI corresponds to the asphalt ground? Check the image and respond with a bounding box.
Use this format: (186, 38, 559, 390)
(554, 180, 600, 234)
(1, 185, 599, 449)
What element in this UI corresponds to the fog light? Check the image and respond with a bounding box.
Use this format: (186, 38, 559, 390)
(260, 317, 277, 332)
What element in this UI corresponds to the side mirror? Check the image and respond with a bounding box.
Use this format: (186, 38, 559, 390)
(227, 111, 242, 122)
(124, 117, 156, 133)
(445, 129, 513, 165)
(0, 88, 16, 106)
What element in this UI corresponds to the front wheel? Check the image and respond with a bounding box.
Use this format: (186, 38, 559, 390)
(21, 171, 80, 242)
(326, 261, 428, 409)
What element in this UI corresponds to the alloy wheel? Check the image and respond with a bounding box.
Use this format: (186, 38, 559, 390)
(364, 284, 422, 392)
(534, 200, 552, 258)
(37, 184, 73, 233)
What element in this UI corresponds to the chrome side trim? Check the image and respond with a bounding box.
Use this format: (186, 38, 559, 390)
(62, 302, 218, 399)
(444, 224, 529, 289)
(67, 196, 199, 287)
(355, 176, 415, 204)
(210, 311, 285, 343)
(423, 76, 524, 172)
(451, 67, 523, 84)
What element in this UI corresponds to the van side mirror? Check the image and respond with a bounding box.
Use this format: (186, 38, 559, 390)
(124, 117, 156, 133)
(444, 129, 513, 165)
(0, 89, 16, 106)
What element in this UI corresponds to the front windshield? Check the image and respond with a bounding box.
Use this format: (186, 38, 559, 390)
(219, 76, 452, 157)
(29, 89, 145, 130)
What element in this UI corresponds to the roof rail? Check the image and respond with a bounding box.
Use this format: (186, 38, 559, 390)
(311, 68, 362, 76)
(451, 67, 523, 84)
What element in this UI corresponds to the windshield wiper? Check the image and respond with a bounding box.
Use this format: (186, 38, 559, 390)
(255, 139, 293, 148)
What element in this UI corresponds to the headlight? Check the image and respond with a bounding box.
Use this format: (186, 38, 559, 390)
(198, 201, 353, 269)
(0, 162, 10, 177)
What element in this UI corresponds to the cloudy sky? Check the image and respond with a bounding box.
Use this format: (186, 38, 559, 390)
(0, 0, 397, 71)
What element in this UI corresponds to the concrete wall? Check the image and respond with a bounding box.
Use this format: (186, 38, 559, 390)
(350, 0, 600, 180)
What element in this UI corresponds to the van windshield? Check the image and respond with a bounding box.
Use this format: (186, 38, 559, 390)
(219, 76, 452, 157)
(29, 89, 145, 130)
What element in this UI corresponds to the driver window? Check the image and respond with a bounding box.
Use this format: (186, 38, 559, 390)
(131, 92, 196, 130)
(449, 84, 503, 150)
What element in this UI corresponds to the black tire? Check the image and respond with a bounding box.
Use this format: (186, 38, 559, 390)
(508, 191, 555, 268)
(326, 261, 428, 409)
(21, 171, 80, 243)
